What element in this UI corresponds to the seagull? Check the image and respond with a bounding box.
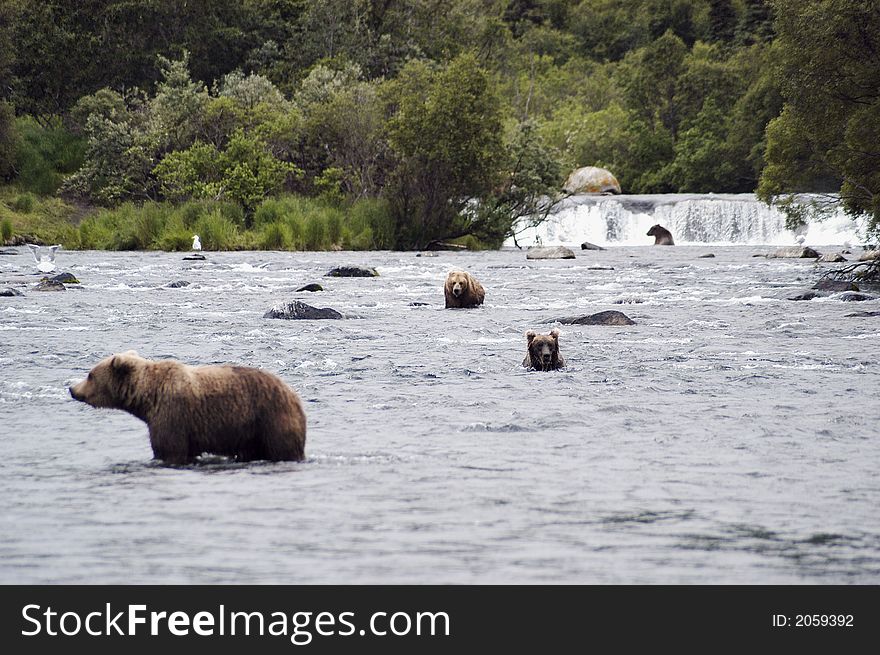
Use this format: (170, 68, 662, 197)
(192, 235, 202, 251)
(795, 234, 806, 245)
(27, 244, 61, 273)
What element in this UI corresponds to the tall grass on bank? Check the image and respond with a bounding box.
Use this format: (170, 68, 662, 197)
(71, 194, 398, 251)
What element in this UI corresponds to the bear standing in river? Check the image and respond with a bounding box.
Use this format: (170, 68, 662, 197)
(523, 330, 566, 371)
(444, 270, 485, 308)
(647, 224, 675, 245)
(69, 351, 306, 464)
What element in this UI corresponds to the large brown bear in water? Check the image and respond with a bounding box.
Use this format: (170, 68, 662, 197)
(647, 224, 675, 245)
(69, 351, 306, 464)
(444, 270, 485, 308)
(523, 330, 566, 371)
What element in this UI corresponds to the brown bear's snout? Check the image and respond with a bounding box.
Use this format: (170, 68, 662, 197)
(69, 382, 85, 402)
(452, 283, 463, 297)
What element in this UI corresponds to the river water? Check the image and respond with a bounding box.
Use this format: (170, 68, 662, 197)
(1, 238, 879, 584)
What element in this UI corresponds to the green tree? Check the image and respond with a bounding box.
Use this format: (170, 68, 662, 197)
(758, 0, 880, 238)
(707, 0, 737, 43)
(383, 54, 505, 249)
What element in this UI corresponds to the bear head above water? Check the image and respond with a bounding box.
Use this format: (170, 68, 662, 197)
(523, 329, 566, 371)
(444, 270, 485, 308)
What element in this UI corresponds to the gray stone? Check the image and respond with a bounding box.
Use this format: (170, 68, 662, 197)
(49, 272, 79, 284)
(0, 287, 23, 296)
(845, 311, 880, 317)
(526, 246, 576, 260)
(580, 241, 606, 251)
(787, 290, 820, 301)
(296, 283, 324, 292)
(167, 280, 191, 288)
(182, 254, 206, 261)
(813, 280, 858, 292)
(264, 300, 343, 320)
(838, 291, 876, 302)
(34, 279, 66, 291)
(698, 253, 715, 258)
(818, 253, 847, 263)
(326, 266, 379, 277)
(769, 246, 821, 259)
(553, 310, 635, 326)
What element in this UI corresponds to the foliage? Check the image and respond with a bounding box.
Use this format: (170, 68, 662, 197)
(383, 54, 505, 248)
(0, 0, 873, 247)
(758, 0, 880, 239)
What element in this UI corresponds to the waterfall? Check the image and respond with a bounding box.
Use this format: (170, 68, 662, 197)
(504, 194, 864, 247)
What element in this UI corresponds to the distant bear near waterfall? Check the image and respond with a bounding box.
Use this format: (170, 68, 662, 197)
(647, 224, 675, 245)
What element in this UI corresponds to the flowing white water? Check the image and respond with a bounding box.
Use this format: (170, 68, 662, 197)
(506, 194, 864, 248)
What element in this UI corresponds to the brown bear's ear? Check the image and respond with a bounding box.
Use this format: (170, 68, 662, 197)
(110, 355, 134, 377)
(526, 330, 536, 344)
(550, 329, 560, 339)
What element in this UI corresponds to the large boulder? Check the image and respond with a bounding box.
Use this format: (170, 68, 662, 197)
(563, 166, 621, 194)
(0, 287, 23, 296)
(526, 246, 576, 260)
(264, 301, 343, 320)
(817, 253, 847, 263)
(553, 310, 635, 325)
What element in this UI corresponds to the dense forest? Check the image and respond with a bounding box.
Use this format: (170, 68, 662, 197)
(0, 0, 877, 250)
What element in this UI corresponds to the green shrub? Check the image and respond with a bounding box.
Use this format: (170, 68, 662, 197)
(303, 213, 328, 249)
(194, 209, 238, 250)
(258, 221, 292, 250)
(156, 213, 192, 251)
(13, 117, 85, 195)
(11, 193, 35, 213)
(345, 197, 395, 249)
(1, 217, 13, 242)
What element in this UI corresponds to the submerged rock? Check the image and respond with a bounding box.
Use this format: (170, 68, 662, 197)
(166, 280, 191, 288)
(296, 283, 324, 292)
(553, 310, 635, 325)
(818, 253, 847, 263)
(563, 166, 621, 194)
(264, 300, 343, 320)
(526, 246, 576, 260)
(787, 290, 820, 301)
(0, 248, 18, 255)
(416, 251, 439, 257)
(858, 250, 880, 261)
(183, 254, 206, 261)
(409, 302, 430, 307)
(845, 310, 880, 317)
(34, 279, 66, 291)
(326, 266, 379, 277)
(838, 291, 876, 302)
(813, 280, 858, 292)
(698, 253, 716, 258)
(580, 241, 606, 251)
(0, 287, 24, 296)
(769, 246, 821, 259)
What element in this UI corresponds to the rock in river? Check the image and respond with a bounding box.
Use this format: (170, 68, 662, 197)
(553, 310, 635, 326)
(296, 283, 324, 292)
(769, 246, 821, 259)
(526, 246, 576, 260)
(264, 300, 343, 320)
(326, 266, 379, 277)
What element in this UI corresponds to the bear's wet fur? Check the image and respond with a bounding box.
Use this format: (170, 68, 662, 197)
(647, 224, 675, 245)
(444, 270, 485, 308)
(69, 351, 306, 464)
(523, 329, 565, 371)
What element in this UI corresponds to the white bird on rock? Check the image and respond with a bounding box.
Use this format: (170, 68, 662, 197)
(192, 235, 202, 251)
(27, 244, 61, 273)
